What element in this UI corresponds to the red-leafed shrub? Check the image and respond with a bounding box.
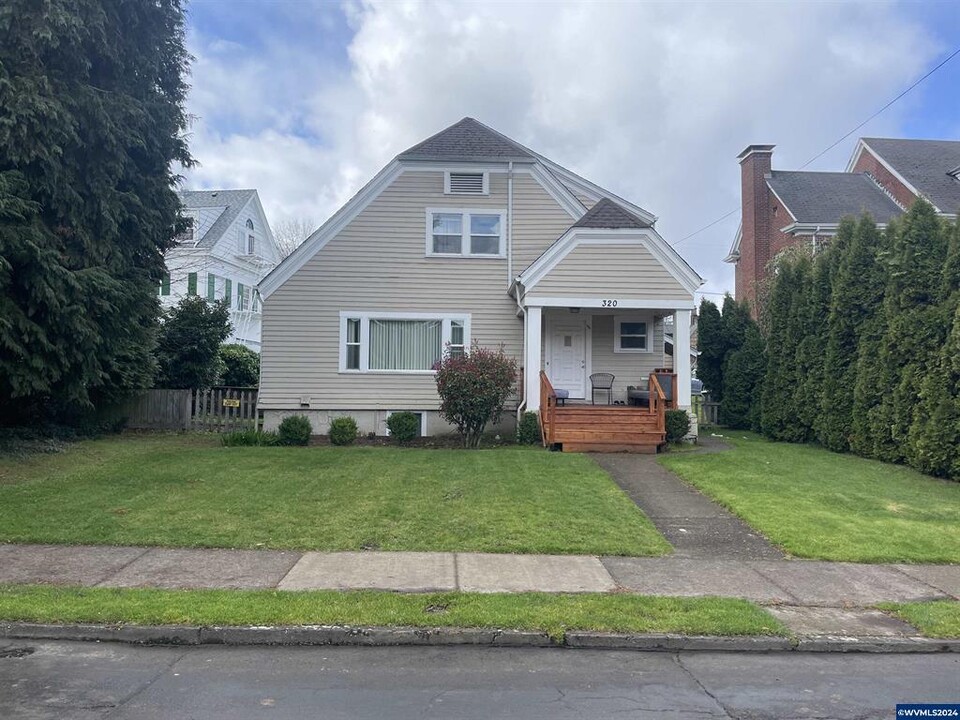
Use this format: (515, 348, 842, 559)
(435, 344, 518, 448)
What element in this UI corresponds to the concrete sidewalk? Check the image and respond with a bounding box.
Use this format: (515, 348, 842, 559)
(1, 543, 957, 603)
(2, 543, 958, 640)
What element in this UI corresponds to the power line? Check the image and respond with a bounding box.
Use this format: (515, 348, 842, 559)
(669, 43, 960, 248)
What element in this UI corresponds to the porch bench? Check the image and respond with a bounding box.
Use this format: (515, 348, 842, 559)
(627, 384, 650, 408)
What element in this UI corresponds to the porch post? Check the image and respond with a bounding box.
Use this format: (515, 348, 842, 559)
(673, 309, 692, 409)
(524, 306, 542, 412)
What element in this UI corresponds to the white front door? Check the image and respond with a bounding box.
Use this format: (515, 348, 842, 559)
(548, 322, 586, 398)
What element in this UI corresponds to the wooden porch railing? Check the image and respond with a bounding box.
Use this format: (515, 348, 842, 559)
(539, 371, 557, 447)
(648, 372, 667, 436)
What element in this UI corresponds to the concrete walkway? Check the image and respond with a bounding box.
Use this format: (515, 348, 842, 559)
(593, 451, 784, 560)
(2, 543, 959, 638)
(2, 543, 957, 603)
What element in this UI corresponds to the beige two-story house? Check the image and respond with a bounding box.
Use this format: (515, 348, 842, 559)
(258, 118, 703, 448)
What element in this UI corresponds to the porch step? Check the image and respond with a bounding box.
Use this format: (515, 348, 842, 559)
(560, 441, 660, 454)
(553, 429, 666, 443)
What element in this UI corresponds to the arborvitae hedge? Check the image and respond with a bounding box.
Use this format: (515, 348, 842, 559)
(700, 200, 958, 479)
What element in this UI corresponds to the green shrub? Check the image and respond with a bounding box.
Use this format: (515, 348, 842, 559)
(329, 416, 358, 446)
(221, 430, 280, 447)
(665, 410, 691, 442)
(278, 415, 312, 446)
(517, 411, 541, 445)
(386, 412, 419, 444)
(218, 344, 260, 387)
(435, 344, 518, 448)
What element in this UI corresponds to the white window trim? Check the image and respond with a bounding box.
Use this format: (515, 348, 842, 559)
(338, 311, 472, 374)
(425, 208, 506, 258)
(444, 171, 489, 195)
(385, 410, 428, 437)
(614, 316, 653, 354)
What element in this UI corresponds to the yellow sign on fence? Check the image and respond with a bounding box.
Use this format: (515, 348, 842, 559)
(222, 398, 241, 408)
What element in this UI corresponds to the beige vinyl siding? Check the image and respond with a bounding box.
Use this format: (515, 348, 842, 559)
(526, 242, 693, 301)
(589, 314, 666, 401)
(259, 169, 572, 411)
(512, 172, 581, 272)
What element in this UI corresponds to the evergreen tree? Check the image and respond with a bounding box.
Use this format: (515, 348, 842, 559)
(818, 216, 884, 451)
(0, 0, 192, 421)
(872, 201, 948, 462)
(720, 295, 752, 352)
(907, 303, 960, 479)
(721, 323, 766, 430)
(761, 255, 811, 441)
(793, 245, 834, 439)
(155, 298, 231, 390)
(696, 298, 725, 401)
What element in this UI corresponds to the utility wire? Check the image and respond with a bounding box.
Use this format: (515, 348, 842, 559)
(669, 43, 960, 247)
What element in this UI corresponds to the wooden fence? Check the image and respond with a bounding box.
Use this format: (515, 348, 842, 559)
(110, 387, 259, 432)
(191, 387, 259, 432)
(115, 389, 191, 430)
(692, 394, 720, 427)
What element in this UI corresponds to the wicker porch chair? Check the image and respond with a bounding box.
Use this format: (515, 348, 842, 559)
(589, 373, 615, 405)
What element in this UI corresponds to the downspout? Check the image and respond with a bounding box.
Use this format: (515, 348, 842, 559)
(507, 161, 514, 283)
(516, 283, 527, 425)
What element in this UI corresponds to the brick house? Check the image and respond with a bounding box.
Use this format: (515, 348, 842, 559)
(726, 138, 960, 313)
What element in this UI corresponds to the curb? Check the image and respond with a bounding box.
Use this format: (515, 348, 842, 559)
(2, 623, 958, 653)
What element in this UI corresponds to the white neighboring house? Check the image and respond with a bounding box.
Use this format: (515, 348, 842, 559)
(162, 189, 280, 351)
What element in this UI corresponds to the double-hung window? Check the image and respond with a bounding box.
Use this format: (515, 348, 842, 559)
(340, 313, 471, 373)
(427, 209, 505, 257)
(614, 317, 652, 353)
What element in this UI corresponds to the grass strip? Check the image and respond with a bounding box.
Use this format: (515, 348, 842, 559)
(0, 585, 786, 642)
(877, 601, 960, 638)
(660, 432, 960, 563)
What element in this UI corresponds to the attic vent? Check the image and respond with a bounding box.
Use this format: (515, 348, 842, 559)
(446, 172, 487, 195)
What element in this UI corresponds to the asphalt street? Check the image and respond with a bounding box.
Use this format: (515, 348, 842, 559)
(1, 640, 958, 719)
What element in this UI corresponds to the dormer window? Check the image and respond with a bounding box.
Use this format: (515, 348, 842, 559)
(244, 218, 255, 255)
(175, 214, 196, 244)
(444, 171, 488, 195)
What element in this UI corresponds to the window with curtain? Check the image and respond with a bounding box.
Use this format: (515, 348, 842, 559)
(369, 319, 442, 370)
(431, 213, 462, 254)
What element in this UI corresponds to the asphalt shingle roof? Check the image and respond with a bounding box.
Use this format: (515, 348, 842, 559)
(397, 117, 535, 162)
(572, 197, 650, 229)
(862, 138, 960, 215)
(766, 171, 903, 225)
(177, 189, 256, 248)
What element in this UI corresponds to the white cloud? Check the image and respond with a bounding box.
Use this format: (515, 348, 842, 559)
(183, 0, 938, 296)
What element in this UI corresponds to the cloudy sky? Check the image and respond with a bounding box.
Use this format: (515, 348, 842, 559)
(181, 0, 960, 298)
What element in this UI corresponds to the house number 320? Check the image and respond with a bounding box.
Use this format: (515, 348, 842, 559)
(601, 299, 618, 307)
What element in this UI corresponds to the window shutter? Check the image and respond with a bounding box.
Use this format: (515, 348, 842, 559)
(448, 172, 485, 194)
(161, 274, 171, 296)
(237, 282, 245, 310)
(187, 272, 197, 296)
(225, 279, 232, 307)
(207, 274, 216, 300)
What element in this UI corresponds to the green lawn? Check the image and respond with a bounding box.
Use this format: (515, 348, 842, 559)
(0, 434, 669, 556)
(660, 433, 960, 563)
(878, 601, 960, 638)
(0, 585, 785, 641)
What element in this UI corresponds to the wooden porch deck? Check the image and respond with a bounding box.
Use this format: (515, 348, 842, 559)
(539, 372, 672, 453)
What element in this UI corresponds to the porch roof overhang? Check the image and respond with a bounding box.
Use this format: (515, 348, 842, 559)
(511, 226, 701, 312)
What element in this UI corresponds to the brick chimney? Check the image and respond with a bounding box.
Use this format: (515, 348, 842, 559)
(736, 144, 775, 312)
